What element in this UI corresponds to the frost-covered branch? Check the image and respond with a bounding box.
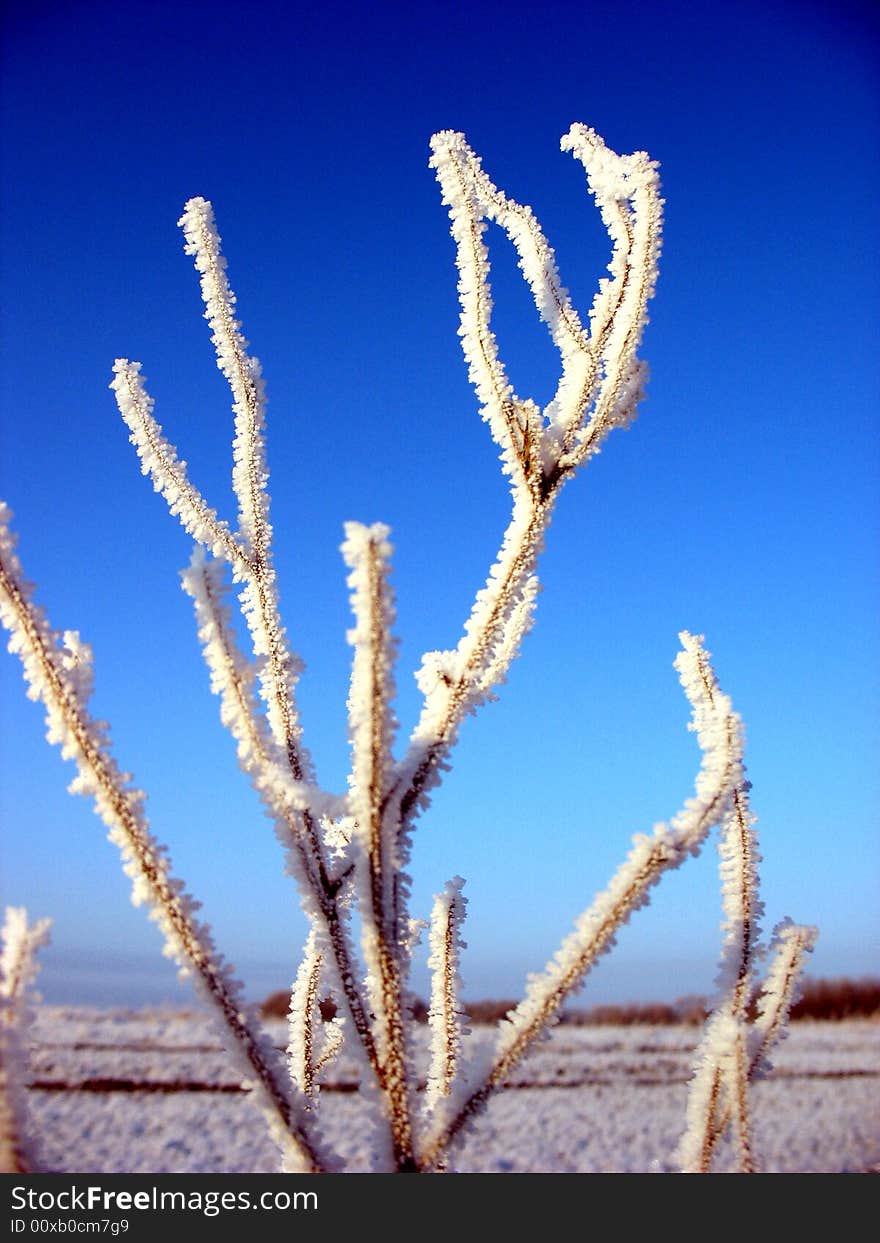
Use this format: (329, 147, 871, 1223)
(342, 522, 415, 1170)
(110, 361, 248, 572)
(3, 123, 815, 1177)
(178, 197, 270, 563)
(678, 775, 763, 1173)
(556, 125, 663, 470)
(287, 933, 347, 1105)
(684, 918, 817, 1172)
(425, 877, 468, 1117)
(0, 907, 51, 1173)
(176, 197, 308, 782)
(287, 930, 322, 1102)
(115, 204, 388, 1092)
(418, 632, 743, 1169)
(180, 547, 381, 1087)
(0, 507, 333, 1174)
(386, 126, 663, 886)
(111, 204, 313, 795)
(752, 919, 817, 1071)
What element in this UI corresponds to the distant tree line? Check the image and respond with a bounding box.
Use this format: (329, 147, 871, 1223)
(262, 977, 879, 1026)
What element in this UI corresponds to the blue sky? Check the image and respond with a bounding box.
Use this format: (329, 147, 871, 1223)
(1, 0, 877, 1008)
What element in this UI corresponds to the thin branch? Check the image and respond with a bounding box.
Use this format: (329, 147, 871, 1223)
(0, 907, 51, 1173)
(171, 209, 382, 1096)
(0, 506, 332, 1174)
(110, 360, 249, 572)
(425, 877, 468, 1116)
(180, 548, 381, 1084)
(387, 125, 664, 880)
(287, 930, 323, 1102)
(428, 133, 528, 494)
(685, 919, 817, 1170)
(174, 198, 313, 798)
(417, 632, 743, 1170)
(117, 199, 388, 1096)
(678, 777, 763, 1174)
(751, 919, 818, 1071)
(177, 198, 272, 561)
(343, 522, 415, 1170)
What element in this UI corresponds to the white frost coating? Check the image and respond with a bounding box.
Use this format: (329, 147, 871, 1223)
(0, 506, 329, 1174)
(429, 125, 662, 484)
(677, 813, 816, 1170)
(178, 197, 270, 561)
(558, 125, 662, 463)
(393, 496, 548, 847)
(409, 501, 543, 745)
(287, 930, 323, 1101)
(180, 548, 341, 824)
(429, 132, 521, 489)
(176, 199, 311, 777)
(181, 548, 377, 1119)
(679, 770, 764, 1173)
(493, 633, 741, 1050)
(111, 357, 309, 766)
(418, 633, 744, 1168)
(474, 574, 540, 698)
(1, 907, 51, 1173)
(341, 522, 415, 1169)
(343, 523, 398, 883)
(8, 128, 813, 1175)
(287, 932, 346, 1106)
(752, 919, 818, 1075)
(113, 195, 405, 1139)
(677, 1010, 748, 1174)
(110, 361, 246, 570)
(425, 877, 469, 1115)
(342, 521, 399, 953)
(391, 126, 663, 865)
(678, 1007, 754, 1174)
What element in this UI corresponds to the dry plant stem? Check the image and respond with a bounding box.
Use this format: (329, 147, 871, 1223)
(723, 790, 758, 1171)
(687, 780, 761, 1173)
(426, 878, 467, 1113)
(389, 503, 547, 826)
(345, 526, 415, 1169)
(0, 909, 51, 1173)
(5, 128, 810, 1177)
(436, 899, 462, 1095)
(298, 960, 320, 1102)
(0, 549, 327, 1174)
(390, 131, 662, 910)
(187, 557, 381, 1081)
(111, 366, 248, 572)
(115, 212, 386, 1089)
(698, 1067, 725, 1173)
(752, 924, 817, 1059)
(702, 921, 816, 1163)
(419, 842, 718, 1169)
(288, 936, 322, 1101)
(419, 675, 743, 1169)
(179, 227, 370, 1075)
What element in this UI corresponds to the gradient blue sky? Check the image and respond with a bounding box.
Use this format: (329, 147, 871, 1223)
(1, 0, 877, 1008)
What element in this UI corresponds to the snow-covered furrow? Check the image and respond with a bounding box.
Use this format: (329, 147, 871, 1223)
(20, 1009, 879, 1173)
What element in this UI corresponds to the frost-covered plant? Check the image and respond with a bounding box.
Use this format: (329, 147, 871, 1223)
(0, 907, 51, 1173)
(675, 666, 817, 1173)
(0, 125, 814, 1173)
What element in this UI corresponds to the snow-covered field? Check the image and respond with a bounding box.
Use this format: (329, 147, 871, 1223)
(24, 1008, 880, 1173)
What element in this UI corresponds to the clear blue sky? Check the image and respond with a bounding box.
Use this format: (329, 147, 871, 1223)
(1, 0, 877, 1008)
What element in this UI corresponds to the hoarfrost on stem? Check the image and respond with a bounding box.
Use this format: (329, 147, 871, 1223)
(0, 124, 813, 1174)
(1, 907, 51, 1173)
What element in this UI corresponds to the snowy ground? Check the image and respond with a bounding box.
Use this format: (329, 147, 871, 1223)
(23, 1008, 880, 1173)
